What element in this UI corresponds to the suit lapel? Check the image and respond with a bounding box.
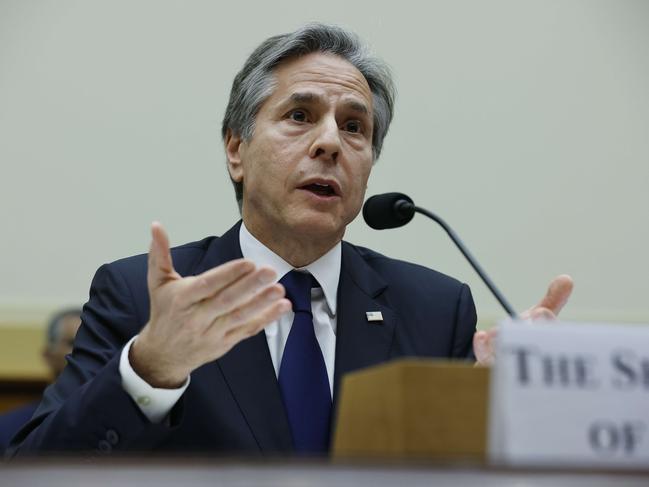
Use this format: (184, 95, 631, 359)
(333, 243, 399, 405)
(216, 333, 293, 452)
(193, 221, 292, 453)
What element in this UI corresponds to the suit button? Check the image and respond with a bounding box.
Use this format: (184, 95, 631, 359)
(106, 429, 119, 445)
(97, 440, 112, 453)
(137, 395, 151, 406)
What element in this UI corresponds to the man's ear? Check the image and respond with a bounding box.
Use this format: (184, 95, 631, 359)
(225, 129, 244, 183)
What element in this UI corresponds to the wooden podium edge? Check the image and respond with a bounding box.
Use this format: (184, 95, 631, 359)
(332, 358, 489, 462)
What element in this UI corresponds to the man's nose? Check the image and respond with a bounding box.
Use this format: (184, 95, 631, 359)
(308, 117, 340, 162)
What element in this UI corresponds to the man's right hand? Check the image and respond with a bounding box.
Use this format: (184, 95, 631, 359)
(129, 222, 291, 388)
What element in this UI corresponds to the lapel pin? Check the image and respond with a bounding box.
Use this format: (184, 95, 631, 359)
(366, 311, 383, 323)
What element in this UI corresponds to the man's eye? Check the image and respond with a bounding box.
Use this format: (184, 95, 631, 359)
(289, 110, 307, 122)
(344, 120, 362, 133)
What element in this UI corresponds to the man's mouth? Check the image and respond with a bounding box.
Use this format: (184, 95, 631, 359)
(298, 180, 341, 198)
(302, 183, 336, 196)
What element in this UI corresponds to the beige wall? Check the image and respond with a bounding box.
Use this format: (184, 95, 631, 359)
(1, 0, 648, 329)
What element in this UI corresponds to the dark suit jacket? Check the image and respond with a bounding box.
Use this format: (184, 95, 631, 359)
(0, 402, 38, 456)
(9, 221, 476, 457)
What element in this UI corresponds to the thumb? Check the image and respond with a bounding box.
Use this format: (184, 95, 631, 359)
(536, 274, 574, 315)
(147, 221, 178, 289)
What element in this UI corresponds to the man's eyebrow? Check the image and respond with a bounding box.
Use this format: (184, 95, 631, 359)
(286, 92, 370, 116)
(289, 92, 321, 104)
(344, 100, 369, 116)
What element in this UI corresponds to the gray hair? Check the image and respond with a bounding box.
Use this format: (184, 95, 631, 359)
(221, 23, 396, 210)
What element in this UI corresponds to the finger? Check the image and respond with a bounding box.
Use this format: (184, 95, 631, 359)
(219, 298, 292, 348)
(176, 259, 260, 306)
(528, 307, 556, 321)
(206, 284, 287, 334)
(191, 266, 279, 318)
(536, 274, 574, 315)
(147, 221, 179, 289)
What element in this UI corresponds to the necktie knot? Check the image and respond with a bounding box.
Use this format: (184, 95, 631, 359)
(280, 270, 317, 313)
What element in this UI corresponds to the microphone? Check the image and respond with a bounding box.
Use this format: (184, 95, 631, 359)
(362, 192, 517, 318)
(362, 192, 416, 229)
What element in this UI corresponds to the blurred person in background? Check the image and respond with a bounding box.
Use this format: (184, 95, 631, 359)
(0, 308, 81, 456)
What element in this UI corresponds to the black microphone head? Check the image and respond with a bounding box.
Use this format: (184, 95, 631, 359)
(363, 192, 415, 229)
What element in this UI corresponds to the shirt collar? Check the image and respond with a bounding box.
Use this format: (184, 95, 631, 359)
(239, 222, 340, 314)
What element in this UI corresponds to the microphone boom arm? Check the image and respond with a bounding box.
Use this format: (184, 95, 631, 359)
(401, 201, 518, 318)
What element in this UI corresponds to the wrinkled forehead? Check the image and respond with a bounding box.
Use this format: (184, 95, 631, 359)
(269, 52, 374, 111)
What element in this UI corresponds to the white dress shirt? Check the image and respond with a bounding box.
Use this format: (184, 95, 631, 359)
(119, 222, 340, 423)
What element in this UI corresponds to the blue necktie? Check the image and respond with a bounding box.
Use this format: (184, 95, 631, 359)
(278, 270, 332, 454)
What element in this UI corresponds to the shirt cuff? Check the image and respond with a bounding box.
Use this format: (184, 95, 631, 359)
(119, 335, 190, 424)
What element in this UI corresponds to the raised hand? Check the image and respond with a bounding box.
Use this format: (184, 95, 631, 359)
(473, 275, 574, 366)
(129, 222, 291, 388)
(519, 274, 574, 320)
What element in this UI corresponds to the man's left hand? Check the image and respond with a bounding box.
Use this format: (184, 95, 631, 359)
(473, 274, 574, 366)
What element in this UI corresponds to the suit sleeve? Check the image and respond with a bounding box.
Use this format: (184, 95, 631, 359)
(451, 283, 478, 360)
(7, 263, 182, 457)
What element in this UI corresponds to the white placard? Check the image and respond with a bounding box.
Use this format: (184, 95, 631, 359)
(489, 320, 649, 469)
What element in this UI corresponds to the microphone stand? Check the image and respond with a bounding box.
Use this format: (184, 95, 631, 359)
(395, 200, 518, 318)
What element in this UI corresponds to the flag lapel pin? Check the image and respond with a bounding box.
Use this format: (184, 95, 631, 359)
(366, 311, 383, 323)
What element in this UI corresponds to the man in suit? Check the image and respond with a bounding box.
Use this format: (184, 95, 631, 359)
(9, 23, 571, 457)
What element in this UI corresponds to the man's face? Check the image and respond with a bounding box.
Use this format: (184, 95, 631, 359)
(43, 314, 81, 378)
(227, 52, 374, 249)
